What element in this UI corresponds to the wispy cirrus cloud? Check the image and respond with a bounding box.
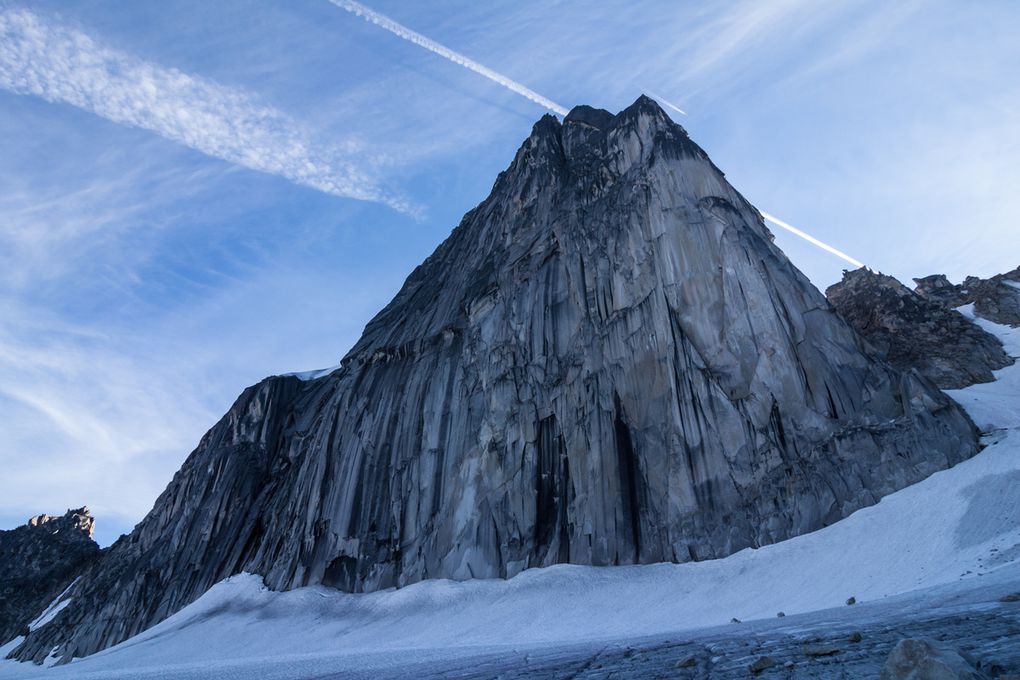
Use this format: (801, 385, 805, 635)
(0, 7, 414, 213)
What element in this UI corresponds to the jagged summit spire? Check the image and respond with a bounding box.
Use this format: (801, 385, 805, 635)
(563, 95, 673, 128)
(617, 93, 670, 120)
(563, 104, 614, 129)
(511, 95, 703, 193)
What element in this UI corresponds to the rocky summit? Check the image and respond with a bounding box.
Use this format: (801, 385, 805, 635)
(826, 268, 1014, 389)
(7, 96, 980, 664)
(0, 507, 100, 644)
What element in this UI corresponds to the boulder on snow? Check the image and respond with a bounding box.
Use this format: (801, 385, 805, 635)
(880, 638, 986, 680)
(748, 655, 776, 674)
(675, 654, 697, 668)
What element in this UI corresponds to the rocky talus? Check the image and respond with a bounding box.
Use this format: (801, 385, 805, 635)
(8, 96, 980, 664)
(826, 268, 1014, 389)
(341, 578, 1020, 678)
(0, 508, 100, 644)
(915, 266, 1020, 327)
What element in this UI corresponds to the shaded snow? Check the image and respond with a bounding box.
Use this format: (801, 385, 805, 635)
(3, 319, 1019, 679)
(0, 640, 22, 664)
(946, 310, 1020, 431)
(280, 365, 340, 381)
(26, 602, 71, 635)
(27, 579, 79, 633)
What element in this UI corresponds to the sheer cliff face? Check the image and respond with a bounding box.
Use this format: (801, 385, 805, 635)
(11, 96, 979, 663)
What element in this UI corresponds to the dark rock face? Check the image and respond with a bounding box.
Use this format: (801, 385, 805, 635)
(0, 508, 100, 645)
(913, 274, 963, 307)
(10, 96, 980, 664)
(826, 268, 1014, 389)
(915, 267, 1020, 327)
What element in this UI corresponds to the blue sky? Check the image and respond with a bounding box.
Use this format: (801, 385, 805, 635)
(1, 0, 1018, 546)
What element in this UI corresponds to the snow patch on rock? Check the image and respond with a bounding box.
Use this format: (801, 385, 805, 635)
(27, 579, 79, 633)
(279, 366, 340, 381)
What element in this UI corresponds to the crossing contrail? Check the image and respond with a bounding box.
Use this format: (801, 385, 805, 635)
(760, 211, 865, 269)
(330, 0, 569, 117)
(331, 0, 866, 269)
(646, 90, 687, 116)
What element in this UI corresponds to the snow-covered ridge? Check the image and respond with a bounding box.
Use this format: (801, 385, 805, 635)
(279, 365, 340, 381)
(4, 319, 1019, 679)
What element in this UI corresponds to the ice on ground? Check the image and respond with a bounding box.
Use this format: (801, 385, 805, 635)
(2, 319, 1019, 679)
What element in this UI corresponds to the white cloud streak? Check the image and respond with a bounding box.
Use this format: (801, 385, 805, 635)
(760, 211, 865, 269)
(328, 1, 867, 271)
(0, 8, 413, 213)
(0, 308, 218, 542)
(645, 90, 687, 116)
(331, 0, 569, 117)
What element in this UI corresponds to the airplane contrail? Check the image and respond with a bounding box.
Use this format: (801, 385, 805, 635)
(645, 90, 687, 116)
(330, 0, 569, 117)
(332, 1, 865, 269)
(759, 211, 865, 269)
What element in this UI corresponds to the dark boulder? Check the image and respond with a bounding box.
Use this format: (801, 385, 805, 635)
(880, 638, 986, 679)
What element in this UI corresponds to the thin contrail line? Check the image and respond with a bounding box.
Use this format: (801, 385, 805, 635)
(332, 1, 865, 269)
(645, 90, 687, 116)
(330, 0, 569, 116)
(760, 212, 865, 269)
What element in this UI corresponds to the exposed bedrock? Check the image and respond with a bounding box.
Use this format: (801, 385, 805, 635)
(0, 508, 100, 645)
(914, 266, 1020, 327)
(10, 96, 980, 664)
(826, 268, 1014, 389)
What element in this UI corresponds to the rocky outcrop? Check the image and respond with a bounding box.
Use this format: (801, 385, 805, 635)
(826, 268, 1014, 389)
(9, 96, 980, 664)
(0, 508, 100, 644)
(913, 274, 964, 307)
(915, 267, 1020, 327)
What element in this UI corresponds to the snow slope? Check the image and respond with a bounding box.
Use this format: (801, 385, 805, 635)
(946, 305, 1020, 430)
(3, 320, 1019, 679)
